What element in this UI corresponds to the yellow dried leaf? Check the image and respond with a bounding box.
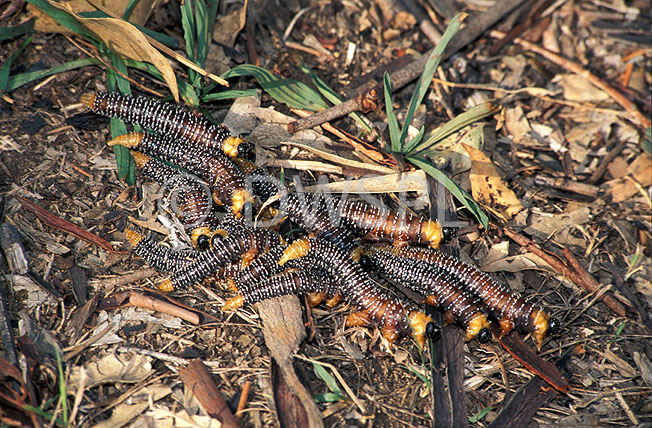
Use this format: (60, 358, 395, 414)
(462, 143, 524, 221)
(46, 1, 178, 101)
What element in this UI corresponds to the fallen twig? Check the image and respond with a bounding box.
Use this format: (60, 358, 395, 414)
(503, 228, 629, 317)
(14, 196, 115, 253)
(288, 0, 528, 133)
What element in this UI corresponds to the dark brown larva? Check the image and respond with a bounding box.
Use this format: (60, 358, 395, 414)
(339, 200, 446, 248)
(130, 152, 217, 249)
(81, 91, 255, 161)
(223, 269, 341, 311)
(110, 132, 253, 216)
(278, 237, 438, 347)
(159, 228, 281, 292)
(125, 229, 198, 273)
(364, 246, 492, 343)
(371, 246, 558, 348)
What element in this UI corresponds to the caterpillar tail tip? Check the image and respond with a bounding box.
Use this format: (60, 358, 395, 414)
(108, 132, 143, 148)
(408, 311, 433, 349)
(80, 92, 97, 108)
(158, 278, 174, 293)
(124, 228, 144, 248)
(223, 295, 244, 311)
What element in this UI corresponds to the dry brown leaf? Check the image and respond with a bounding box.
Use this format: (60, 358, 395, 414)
(603, 153, 652, 203)
(463, 143, 524, 221)
(555, 74, 610, 102)
(44, 1, 178, 101)
(68, 353, 153, 390)
(302, 170, 428, 194)
(504, 106, 531, 144)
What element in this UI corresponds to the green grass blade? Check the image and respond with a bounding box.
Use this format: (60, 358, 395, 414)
(384, 71, 401, 152)
(25, 0, 94, 38)
(469, 406, 493, 423)
(5, 57, 99, 93)
(642, 127, 651, 154)
(299, 64, 372, 131)
(407, 155, 488, 229)
(312, 362, 342, 394)
(314, 392, 346, 403)
(399, 13, 464, 151)
(223, 64, 328, 111)
(202, 89, 260, 101)
(122, 0, 140, 21)
(410, 102, 499, 153)
(55, 349, 68, 424)
(0, 21, 34, 41)
(107, 52, 135, 185)
(180, 0, 200, 87)
(0, 36, 32, 94)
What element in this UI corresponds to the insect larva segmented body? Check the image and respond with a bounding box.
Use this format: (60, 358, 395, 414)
(130, 152, 217, 249)
(110, 132, 253, 215)
(80, 91, 255, 161)
(223, 269, 341, 311)
(364, 247, 492, 343)
(159, 228, 281, 292)
(279, 237, 438, 347)
(281, 193, 360, 255)
(125, 229, 198, 273)
(372, 246, 560, 348)
(339, 200, 449, 248)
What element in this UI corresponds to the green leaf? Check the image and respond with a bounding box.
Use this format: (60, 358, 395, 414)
(223, 64, 329, 111)
(25, 0, 94, 39)
(0, 36, 32, 95)
(299, 64, 371, 131)
(642, 127, 652, 154)
(55, 349, 68, 424)
(409, 102, 499, 154)
(469, 406, 493, 423)
(398, 14, 464, 151)
(4, 58, 100, 93)
(107, 52, 135, 185)
(312, 361, 342, 395)
(384, 71, 401, 152)
(202, 89, 260, 101)
(0, 21, 34, 41)
(314, 392, 346, 403)
(407, 155, 489, 229)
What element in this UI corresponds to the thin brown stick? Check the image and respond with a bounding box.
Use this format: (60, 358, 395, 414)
(178, 360, 239, 428)
(93, 268, 159, 288)
(288, 0, 527, 133)
(14, 196, 115, 253)
(490, 30, 651, 128)
(235, 381, 251, 416)
(587, 139, 628, 184)
(503, 228, 628, 317)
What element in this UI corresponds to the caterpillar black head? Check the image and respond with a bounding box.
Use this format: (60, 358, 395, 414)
(358, 254, 374, 272)
(426, 322, 441, 342)
(477, 327, 493, 344)
(196, 234, 211, 250)
(442, 226, 456, 243)
(547, 317, 562, 336)
(237, 140, 256, 162)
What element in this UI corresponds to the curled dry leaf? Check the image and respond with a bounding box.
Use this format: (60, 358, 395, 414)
(47, 1, 178, 101)
(463, 143, 524, 221)
(67, 353, 153, 391)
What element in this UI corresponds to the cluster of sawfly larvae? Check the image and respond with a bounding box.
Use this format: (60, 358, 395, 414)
(81, 91, 560, 350)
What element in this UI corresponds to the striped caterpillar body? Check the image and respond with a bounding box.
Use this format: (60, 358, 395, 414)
(125, 229, 198, 273)
(110, 132, 253, 216)
(224, 269, 341, 311)
(280, 193, 448, 250)
(364, 246, 492, 343)
(81, 91, 255, 161)
(159, 228, 281, 292)
(130, 152, 217, 249)
(371, 246, 560, 348)
(279, 237, 438, 347)
(339, 200, 448, 248)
